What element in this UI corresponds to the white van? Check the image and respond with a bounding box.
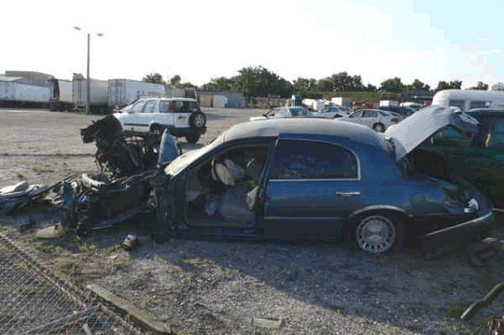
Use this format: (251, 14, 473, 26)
(432, 89, 504, 111)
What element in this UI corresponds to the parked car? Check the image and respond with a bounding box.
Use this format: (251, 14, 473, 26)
(377, 106, 416, 118)
(152, 106, 492, 254)
(310, 105, 348, 118)
(114, 97, 207, 143)
(337, 109, 401, 132)
(249, 106, 310, 121)
(418, 108, 504, 208)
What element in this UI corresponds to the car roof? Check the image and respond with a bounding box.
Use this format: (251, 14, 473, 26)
(222, 118, 386, 147)
(467, 108, 504, 116)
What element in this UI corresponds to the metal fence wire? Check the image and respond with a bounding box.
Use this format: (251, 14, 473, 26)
(0, 232, 142, 335)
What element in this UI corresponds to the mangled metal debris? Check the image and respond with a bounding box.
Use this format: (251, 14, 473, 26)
(54, 115, 180, 234)
(0, 179, 67, 216)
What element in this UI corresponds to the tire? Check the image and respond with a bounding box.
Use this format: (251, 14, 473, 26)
(150, 125, 163, 136)
(185, 133, 201, 144)
(189, 112, 206, 129)
(373, 123, 385, 132)
(354, 213, 403, 254)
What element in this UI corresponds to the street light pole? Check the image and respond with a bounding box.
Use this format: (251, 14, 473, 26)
(87, 32, 90, 115)
(74, 27, 103, 115)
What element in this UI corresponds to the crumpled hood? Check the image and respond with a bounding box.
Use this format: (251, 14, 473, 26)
(384, 105, 479, 161)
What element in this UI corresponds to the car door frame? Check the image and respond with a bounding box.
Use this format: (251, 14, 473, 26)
(257, 135, 362, 241)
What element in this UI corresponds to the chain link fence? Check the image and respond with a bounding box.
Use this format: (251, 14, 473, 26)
(0, 232, 142, 334)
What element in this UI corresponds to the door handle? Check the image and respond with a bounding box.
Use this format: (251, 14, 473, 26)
(335, 191, 361, 197)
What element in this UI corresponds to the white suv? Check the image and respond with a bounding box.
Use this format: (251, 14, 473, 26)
(114, 98, 207, 143)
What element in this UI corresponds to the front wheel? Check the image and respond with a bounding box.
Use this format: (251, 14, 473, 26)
(355, 214, 402, 254)
(185, 133, 201, 144)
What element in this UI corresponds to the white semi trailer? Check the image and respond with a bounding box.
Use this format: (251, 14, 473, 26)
(72, 74, 109, 114)
(0, 81, 51, 107)
(108, 79, 166, 108)
(48, 79, 73, 111)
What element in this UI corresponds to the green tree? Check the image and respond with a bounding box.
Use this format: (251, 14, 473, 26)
(293, 77, 318, 92)
(201, 77, 234, 91)
(407, 79, 430, 91)
(436, 80, 462, 91)
(470, 81, 489, 90)
(380, 77, 404, 93)
(317, 72, 366, 92)
(233, 66, 291, 98)
(142, 73, 165, 84)
(169, 75, 181, 87)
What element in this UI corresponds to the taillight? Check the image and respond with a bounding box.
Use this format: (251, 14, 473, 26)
(391, 118, 399, 123)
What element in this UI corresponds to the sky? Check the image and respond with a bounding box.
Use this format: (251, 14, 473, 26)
(2, 0, 503, 89)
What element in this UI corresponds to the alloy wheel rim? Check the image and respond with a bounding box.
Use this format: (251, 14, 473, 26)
(356, 215, 396, 253)
(194, 114, 205, 127)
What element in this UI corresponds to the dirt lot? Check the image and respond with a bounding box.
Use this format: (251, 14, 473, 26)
(1, 108, 504, 335)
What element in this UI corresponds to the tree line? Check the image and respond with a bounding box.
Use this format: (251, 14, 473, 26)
(142, 66, 490, 99)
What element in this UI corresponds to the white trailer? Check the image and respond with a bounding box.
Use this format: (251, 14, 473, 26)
(48, 79, 73, 111)
(0, 82, 50, 104)
(379, 100, 399, 107)
(108, 79, 166, 108)
(73, 75, 109, 113)
(432, 89, 504, 111)
(302, 98, 325, 111)
(331, 97, 352, 108)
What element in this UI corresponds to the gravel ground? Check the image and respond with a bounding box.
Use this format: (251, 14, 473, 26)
(1, 108, 504, 334)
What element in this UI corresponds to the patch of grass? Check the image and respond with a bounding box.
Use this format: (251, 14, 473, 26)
(382, 327, 401, 335)
(33, 166, 55, 173)
(28, 234, 131, 284)
(441, 285, 453, 294)
(444, 303, 465, 318)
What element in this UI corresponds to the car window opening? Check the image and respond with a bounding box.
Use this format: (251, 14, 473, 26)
(184, 143, 271, 228)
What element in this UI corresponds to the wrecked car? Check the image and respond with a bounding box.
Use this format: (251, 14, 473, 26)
(152, 106, 493, 254)
(417, 108, 504, 209)
(57, 115, 180, 234)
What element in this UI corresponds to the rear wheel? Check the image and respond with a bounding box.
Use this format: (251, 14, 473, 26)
(185, 133, 201, 144)
(373, 123, 385, 132)
(354, 214, 403, 254)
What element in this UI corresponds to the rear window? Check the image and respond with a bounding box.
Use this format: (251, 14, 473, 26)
(469, 100, 489, 109)
(159, 100, 199, 113)
(448, 99, 465, 110)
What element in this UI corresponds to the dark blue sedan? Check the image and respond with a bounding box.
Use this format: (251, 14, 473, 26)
(153, 107, 493, 254)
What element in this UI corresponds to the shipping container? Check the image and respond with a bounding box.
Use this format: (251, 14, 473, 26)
(213, 95, 228, 108)
(108, 79, 166, 108)
(200, 95, 213, 107)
